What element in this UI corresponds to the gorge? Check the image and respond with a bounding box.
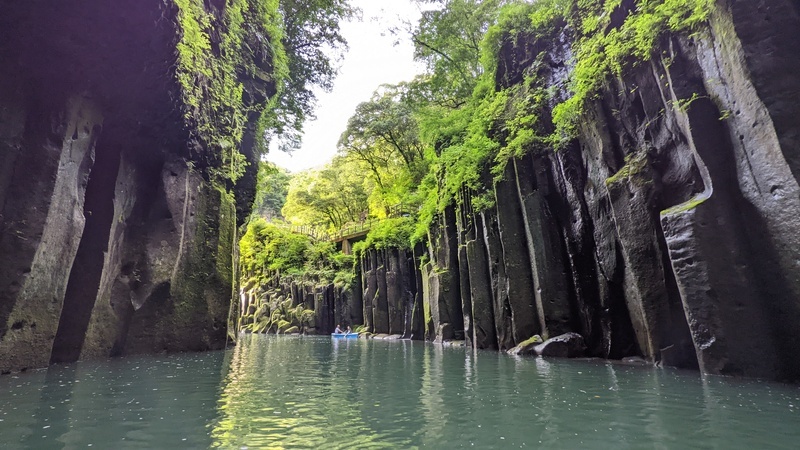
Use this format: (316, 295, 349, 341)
(1, 0, 799, 392)
(239, 0, 800, 384)
(2, 0, 800, 447)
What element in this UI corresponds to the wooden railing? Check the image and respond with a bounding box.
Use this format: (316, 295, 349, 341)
(272, 223, 330, 242)
(274, 204, 408, 243)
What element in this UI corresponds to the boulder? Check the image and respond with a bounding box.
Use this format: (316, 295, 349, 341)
(277, 320, 291, 333)
(534, 332, 586, 358)
(507, 335, 543, 356)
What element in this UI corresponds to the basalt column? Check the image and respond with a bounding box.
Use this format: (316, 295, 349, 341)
(456, 194, 474, 348)
(0, 95, 104, 372)
(373, 249, 389, 334)
(361, 250, 376, 332)
(410, 244, 427, 340)
(513, 154, 573, 339)
(423, 205, 464, 342)
(466, 212, 497, 349)
(481, 209, 513, 350)
(386, 249, 404, 335)
(351, 260, 364, 326)
(494, 163, 540, 345)
(400, 248, 418, 339)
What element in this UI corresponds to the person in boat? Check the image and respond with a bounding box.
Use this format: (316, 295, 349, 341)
(345, 326, 352, 334)
(334, 324, 344, 334)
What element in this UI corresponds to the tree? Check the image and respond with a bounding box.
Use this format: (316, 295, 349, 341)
(252, 162, 291, 220)
(281, 156, 371, 230)
(409, 0, 504, 108)
(265, 0, 359, 152)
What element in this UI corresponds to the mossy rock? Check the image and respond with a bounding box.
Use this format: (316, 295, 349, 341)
(277, 320, 291, 332)
(285, 326, 300, 334)
(254, 319, 271, 334)
(254, 305, 268, 321)
(508, 334, 544, 356)
(270, 310, 282, 322)
(240, 314, 255, 326)
(661, 193, 709, 215)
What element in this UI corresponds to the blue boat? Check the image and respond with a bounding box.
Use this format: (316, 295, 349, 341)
(331, 333, 359, 339)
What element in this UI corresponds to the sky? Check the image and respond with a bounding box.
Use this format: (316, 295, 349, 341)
(266, 0, 424, 173)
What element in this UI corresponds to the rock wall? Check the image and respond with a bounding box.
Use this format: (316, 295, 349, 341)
(239, 276, 359, 336)
(360, 247, 424, 338)
(407, 0, 800, 382)
(297, 0, 797, 383)
(0, 0, 261, 372)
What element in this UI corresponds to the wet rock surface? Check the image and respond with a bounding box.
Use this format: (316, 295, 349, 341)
(2, 0, 800, 385)
(534, 333, 587, 358)
(0, 0, 260, 372)
(340, 0, 800, 382)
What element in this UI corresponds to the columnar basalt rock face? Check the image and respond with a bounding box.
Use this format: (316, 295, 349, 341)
(338, 0, 799, 382)
(239, 274, 357, 336)
(494, 163, 540, 344)
(0, 93, 103, 371)
(512, 154, 572, 340)
(424, 206, 465, 343)
(464, 217, 497, 349)
(0, 0, 263, 372)
(358, 248, 423, 338)
(374, 250, 390, 334)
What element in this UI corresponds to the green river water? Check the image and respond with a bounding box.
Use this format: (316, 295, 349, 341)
(1, 334, 799, 449)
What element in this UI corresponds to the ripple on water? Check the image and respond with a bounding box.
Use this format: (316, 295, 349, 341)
(1, 335, 800, 448)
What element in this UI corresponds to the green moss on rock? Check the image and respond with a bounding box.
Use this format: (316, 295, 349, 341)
(661, 193, 709, 215)
(605, 152, 651, 187)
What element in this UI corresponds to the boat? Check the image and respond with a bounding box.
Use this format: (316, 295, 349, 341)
(331, 332, 359, 339)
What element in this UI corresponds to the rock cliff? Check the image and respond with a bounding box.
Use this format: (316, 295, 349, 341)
(0, 0, 274, 372)
(415, 0, 800, 381)
(251, 0, 800, 383)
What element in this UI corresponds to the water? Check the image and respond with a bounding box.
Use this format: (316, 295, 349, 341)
(1, 335, 799, 449)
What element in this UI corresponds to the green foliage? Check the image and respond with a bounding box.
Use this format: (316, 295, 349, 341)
(551, 0, 714, 139)
(174, 0, 285, 182)
(245, 0, 716, 265)
(410, 0, 503, 108)
(265, 0, 358, 152)
(352, 217, 416, 256)
(339, 85, 427, 183)
(239, 218, 355, 287)
(252, 162, 291, 220)
(407, 0, 714, 237)
(281, 156, 370, 230)
(240, 218, 310, 278)
(173, 0, 356, 183)
(605, 151, 650, 186)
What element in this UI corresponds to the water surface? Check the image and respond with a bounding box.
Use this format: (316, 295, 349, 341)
(1, 334, 799, 448)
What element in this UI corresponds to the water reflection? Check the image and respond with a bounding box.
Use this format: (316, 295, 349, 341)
(2, 336, 800, 448)
(24, 365, 76, 448)
(208, 336, 800, 449)
(0, 353, 227, 448)
(210, 335, 393, 449)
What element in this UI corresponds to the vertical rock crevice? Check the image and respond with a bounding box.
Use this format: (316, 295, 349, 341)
(50, 129, 120, 364)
